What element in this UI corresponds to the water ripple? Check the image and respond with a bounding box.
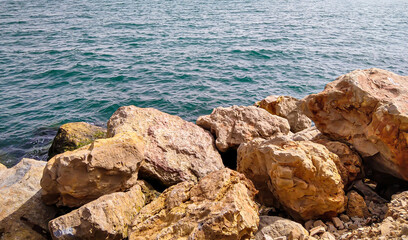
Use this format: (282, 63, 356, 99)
(0, 0, 408, 166)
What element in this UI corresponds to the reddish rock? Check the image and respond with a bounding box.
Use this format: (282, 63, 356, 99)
(197, 105, 290, 152)
(303, 68, 408, 180)
(108, 106, 224, 186)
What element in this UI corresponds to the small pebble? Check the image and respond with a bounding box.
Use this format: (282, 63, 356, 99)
(304, 220, 314, 230)
(339, 214, 350, 222)
(349, 223, 358, 230)
(332, 217, 344, 230)
(400, 224, 408, 236)
(309, 226, 326, 236)
(313, 220, 327, 229)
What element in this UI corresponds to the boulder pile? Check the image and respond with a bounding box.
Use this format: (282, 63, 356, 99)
(1, 68, 407, 240)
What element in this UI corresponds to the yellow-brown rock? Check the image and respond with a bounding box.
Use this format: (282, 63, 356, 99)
(290, 126, 321, 141)
(128, 168, 259, 240)
(41, 132, 145, 207)
(237, 136, 346, 221)
(302, 68, 408, 180)
(291, 128, 362, 186)
(197, 105, 290, 152)
(0, 162, 6, 170)
(48, 122, 106, 159)
(257, 95, 312, 133)
(346, 190, 370, 218)
(0, 158, 57, 240)
(49, 182, 150, 240)
(313, 137, 362, 186)
(107, 106, 224, 187)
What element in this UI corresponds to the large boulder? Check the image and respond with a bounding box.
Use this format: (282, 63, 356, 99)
(257, 95, 312, 133)
(107, 106, 224, 187)
(41, 132, 145, 207)
(254, 216, 309, 240)
(237, 136, 346, 221)
(48, 122, 106, 159)
(0, 158, 57, 240)
(0, 162, 6, 170)
(302, 68, 408, 180)
(48, 181, 155, 240)
(128, 168, 259, 240)
(197, 105, 290, 152)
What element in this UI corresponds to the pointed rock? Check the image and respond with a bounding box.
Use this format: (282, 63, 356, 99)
(257, 95, 312, 133)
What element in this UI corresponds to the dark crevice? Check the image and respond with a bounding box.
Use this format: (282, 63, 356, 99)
(220, 149, 238, 170)
(363, 160, 408, 201)
(20, 216, 52, 240)
(138, 170, 167, 192)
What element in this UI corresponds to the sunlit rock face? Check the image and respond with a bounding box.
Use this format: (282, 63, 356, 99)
(257, 95, 312, 133)
(303, 68, 408, 180)
(128, 168, 259, 240)
(0, 158, 57, 240)
(238, 136, 346, 221)
(108, 106, 224, 187)
(41, 132, 145, 207)
(197, 105, 290, 152)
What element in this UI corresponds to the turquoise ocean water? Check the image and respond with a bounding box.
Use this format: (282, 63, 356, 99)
(1, 0, 407, 166)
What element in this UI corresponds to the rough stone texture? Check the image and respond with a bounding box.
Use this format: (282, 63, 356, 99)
(237, 136, 346, 220)
(290, 127, 321, 141)
(48, 181, 153, 240)
(0, 158, 57, 240)
(41, 132, 145, 207)
(291, 128, 362, 186)
(313, 137, 362, 186)
(197, 105, 290, 152)
(128, 168, 259, 240)
(254, 216, 309, 240)
(107, 106, 224, 187)
(339, 191, 408, 239)
(302, 68, 408, 180)
(0, 162, 6, 170)
(257, 95, 312, 133)
(346, 190, 370, 218)
(48, 122, 106, 159)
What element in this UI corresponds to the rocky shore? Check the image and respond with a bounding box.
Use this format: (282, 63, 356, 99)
(1, 68, 408, 240)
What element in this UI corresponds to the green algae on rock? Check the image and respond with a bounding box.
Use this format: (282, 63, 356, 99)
(47, 122, 106, 159)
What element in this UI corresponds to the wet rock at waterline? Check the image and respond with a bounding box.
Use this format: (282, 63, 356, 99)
(48, 122, 106, 159)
